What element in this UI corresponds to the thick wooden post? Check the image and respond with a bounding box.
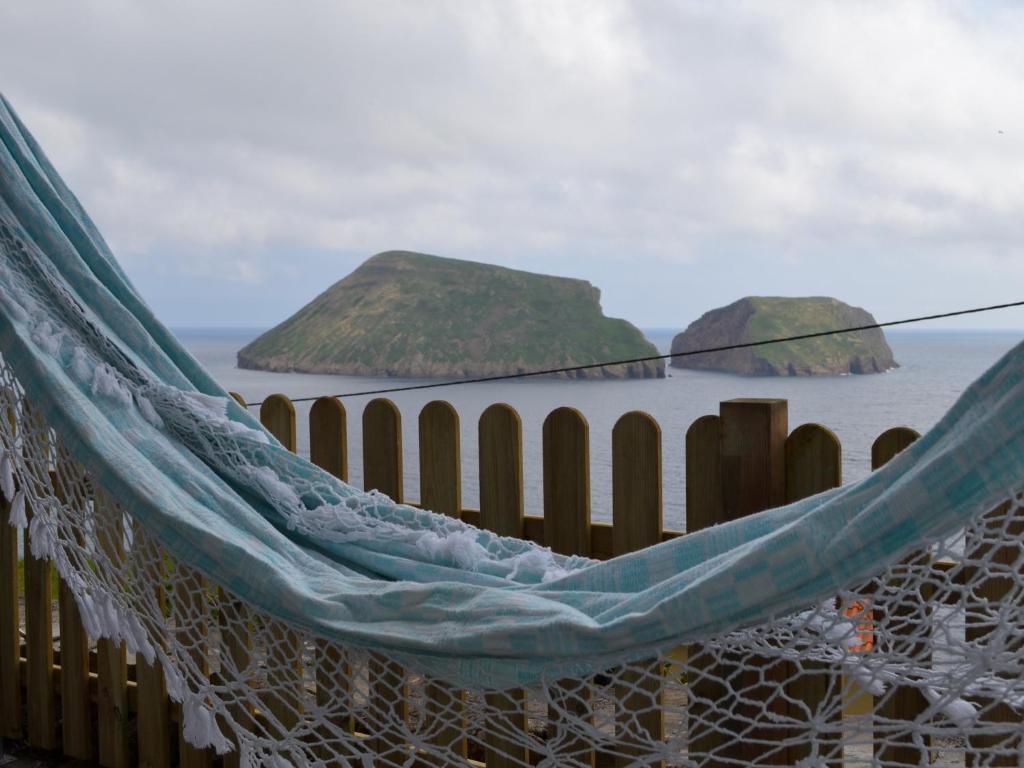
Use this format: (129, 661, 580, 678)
(419, 401, 467, 762)
(543, 407, 594, 767)
(478, 403, 528, 768)
(871, 427, 929, 767)
(362, 398, 409, 762)
(689, 400, 789, 766)
(310, 396, 348, 482)
(612, 411, 663, 768)
(785, 424, 843, 766)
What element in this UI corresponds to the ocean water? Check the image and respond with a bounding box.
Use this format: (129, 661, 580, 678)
(177, 328, 1022, 532)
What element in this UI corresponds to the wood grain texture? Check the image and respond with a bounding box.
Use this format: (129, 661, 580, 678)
(419, 401, 466, 762)
(693, 400, 790, 766)
(964, 501, 1022, 766)
(479, 404, 524, 538)
(478, 403, 528, 768)
(684, 415, 722, 535)
(136, 530, 171, 768)
(785, 424, 843, 766)
(310, 396, 348, 481)
(871, 427, 928, 767)
(53, 466, 93, 761)
(260, 393, 296, 452)
(0, 396, 20, 739)
(175, 563, 213, 768)
(362, 398, 408, 760)
(363, 398, 403, 501)
(542, 406, 594, 766)
(24, 500, 57, 749)
(612, 412, 663, 768)
(219, 587, 253, 768)
(684, 413, 723, 764)
(95, 494, 129, 768)
(542, 407, 591, 557)
(258, 401, 305, 738)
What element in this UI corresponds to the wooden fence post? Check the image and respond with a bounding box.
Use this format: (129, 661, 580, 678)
(784, 423, 843, 766)
(684, 413, 722, 763)
(871, 427, 928, 767)
(96, 492, 130, 768)
(965, 498, 1022, 766)
(309, 395, 354, 759)
(612, 411, 663, 768)
(310, 396, 348, 482)
(688, 399, 788, 766)
(362, 398, 409, 763)
(24, 497, 57, 749)
(542, 407, 594, 767)
(0, 397, 21, 739)
(54, 463, 93, 761)
(135, 526, 171, 768)
(419, 401, 467, 762)
(478, 404, 529, 768)
(258, 395, 305, 738)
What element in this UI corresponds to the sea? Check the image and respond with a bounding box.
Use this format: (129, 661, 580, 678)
(177, 328, 1023, 532)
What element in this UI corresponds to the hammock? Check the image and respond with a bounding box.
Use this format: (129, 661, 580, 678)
(1, 91, 1022, 766)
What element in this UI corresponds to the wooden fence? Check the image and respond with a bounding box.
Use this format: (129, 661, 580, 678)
(0, 394, 1015, 766)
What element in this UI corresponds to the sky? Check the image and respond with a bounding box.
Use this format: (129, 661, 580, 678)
(2, 1, 1023, 332)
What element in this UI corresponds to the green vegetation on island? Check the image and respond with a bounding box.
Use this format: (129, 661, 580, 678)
(670, 296, 897, 376)
(238, 251, 664, 379)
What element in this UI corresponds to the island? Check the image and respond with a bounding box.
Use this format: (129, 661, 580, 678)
(670, 296, 897, 376)
(238, 251, 665, 379)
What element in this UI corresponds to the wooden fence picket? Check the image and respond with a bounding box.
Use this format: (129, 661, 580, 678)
(258, 395, 305, 736)
(56, 462, 93, 761)
(611, 411, 663, 768)
(362, 398, 410, 762)
(684, 413, 722, 764)
(135, 525, 171, 768)
(0, 396, 20, 739)
(310, 396, 348, 481)
(419, 401, 467, 762)
(309, 395, 355, 758)
(870, 427, 927, 767)
(96, 492, 130, 768)
(478, 403, 529, 768)
(24, 496, 57, 749)
(784, 423, 843, 766)
(543, 406, 594, 767)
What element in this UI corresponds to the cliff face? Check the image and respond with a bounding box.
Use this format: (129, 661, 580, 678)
(670, 297, 897, 376)
(238, 251, 664, 379)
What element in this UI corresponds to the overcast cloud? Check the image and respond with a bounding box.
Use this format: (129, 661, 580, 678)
(2, 1, 1023, 330)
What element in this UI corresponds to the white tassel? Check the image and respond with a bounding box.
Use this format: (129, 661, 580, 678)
(182, 696, 232, 753)
(0, 451, 13, 501)
(9, 490, 27, 529)
(924, 686, 978, 728)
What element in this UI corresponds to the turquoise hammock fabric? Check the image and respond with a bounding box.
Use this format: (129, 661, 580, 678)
(0, 92, 1022, 690)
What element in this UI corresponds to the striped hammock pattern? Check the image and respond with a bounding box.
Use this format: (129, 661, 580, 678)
(1, 92, 1023, 765)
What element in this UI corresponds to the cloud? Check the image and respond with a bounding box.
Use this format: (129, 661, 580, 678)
(1, 0, 1023, 327)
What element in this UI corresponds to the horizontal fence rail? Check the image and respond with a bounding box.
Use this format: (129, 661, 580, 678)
(0, 392, 1017, 766)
